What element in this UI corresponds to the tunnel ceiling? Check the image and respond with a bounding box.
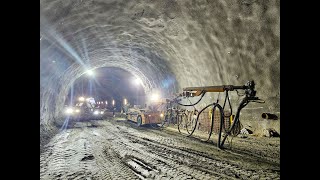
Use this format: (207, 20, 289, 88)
(40, 0, 279, 129)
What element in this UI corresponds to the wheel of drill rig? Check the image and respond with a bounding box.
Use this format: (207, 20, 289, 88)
(137, 115, 142, 127)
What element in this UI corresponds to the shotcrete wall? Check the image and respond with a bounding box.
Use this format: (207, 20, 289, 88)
(40, 0, 280, 148)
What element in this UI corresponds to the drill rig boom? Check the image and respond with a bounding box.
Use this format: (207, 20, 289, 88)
(182, 85, 248, 96)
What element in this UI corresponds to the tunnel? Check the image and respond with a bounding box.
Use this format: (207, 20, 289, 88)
(40, 0, 280, 179)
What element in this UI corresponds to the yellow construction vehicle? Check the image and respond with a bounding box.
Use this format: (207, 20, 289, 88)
(126, 99, 167, 126)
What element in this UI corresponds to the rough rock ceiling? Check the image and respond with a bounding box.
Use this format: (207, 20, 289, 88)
(40, 0, 279, 142)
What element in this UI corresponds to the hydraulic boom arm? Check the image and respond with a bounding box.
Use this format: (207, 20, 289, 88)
(182, 81, 255, 97)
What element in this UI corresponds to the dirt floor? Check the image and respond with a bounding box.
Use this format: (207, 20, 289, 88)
(40, 118, 280, 180)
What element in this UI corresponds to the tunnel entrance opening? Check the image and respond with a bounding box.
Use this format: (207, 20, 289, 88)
(65, 67, 146, 109)
(61, 67, 147, 127)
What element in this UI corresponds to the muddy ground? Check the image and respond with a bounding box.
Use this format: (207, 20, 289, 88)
(40, 118, 280, 180)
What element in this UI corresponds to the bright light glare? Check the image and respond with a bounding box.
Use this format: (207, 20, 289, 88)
(105, 101, 108, 104)
(65, 108, 73, 114)
(100, 111, 104, 114)
(124, 98, 127, 105)
(160, 113, 164, 117)
(150, 93, 159, 101)
(112, 100, 115, 106)
(86, 69, 94, 76)
(75, 109, 80, 113)
(78, 97, 85, 101)
(134, 78, 142, 85)
(94, 110, 99, 115)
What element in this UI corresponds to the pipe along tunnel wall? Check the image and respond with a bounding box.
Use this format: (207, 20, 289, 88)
(40, 0, 280, 149)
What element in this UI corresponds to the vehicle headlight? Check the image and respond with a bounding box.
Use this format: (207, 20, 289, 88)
(65, 108, 74, 114)
(94, 110, 99, 115)
(75, 109, 80, 113)
(100, 111, 104, 114)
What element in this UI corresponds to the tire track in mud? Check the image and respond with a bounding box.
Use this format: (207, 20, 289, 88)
(151, 127, 280, 166)
(40, 130, 99, 179)
(105, 121, 279, 179)
(114, 120, 280, 166)
(120, 131, 278, 179)
(40, 125, 138, 180)
(41, 120, 279, 180)
(222, 137, 280, 165)
(114, 122, 279, 170)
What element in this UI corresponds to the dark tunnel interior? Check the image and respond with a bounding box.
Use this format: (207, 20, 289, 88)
(65, 67, 147, 110)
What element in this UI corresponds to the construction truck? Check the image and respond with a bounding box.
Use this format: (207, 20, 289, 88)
(125, 99, 167, 126)
(64, 97, 105, 120)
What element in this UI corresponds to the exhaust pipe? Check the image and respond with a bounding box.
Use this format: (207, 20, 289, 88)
(261, 113, 278, 120)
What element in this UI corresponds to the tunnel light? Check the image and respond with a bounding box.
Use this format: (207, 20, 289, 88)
(133, 78, 142, 85)
(112, 100, 115, 106)
(86, 69, 94, 76)
(78, 97, 85, 102)
(124, 98, 127, 105)
(150, 93, 160, 102)
(65, 108, 74, 114)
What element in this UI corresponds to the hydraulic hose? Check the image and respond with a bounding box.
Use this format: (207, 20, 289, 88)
(186, 103, 213, 137)
(219, 97, 248, 148)
(222, 91, 233, 115)
(175, 91, 206, 106)
(186, 103, 224, 140)
(206, 103, 224, 146)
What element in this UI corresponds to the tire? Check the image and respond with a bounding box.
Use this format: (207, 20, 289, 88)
(137, 115, 142, 126)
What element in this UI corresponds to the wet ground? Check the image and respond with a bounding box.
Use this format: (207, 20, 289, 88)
(40, 118, 280, 180)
